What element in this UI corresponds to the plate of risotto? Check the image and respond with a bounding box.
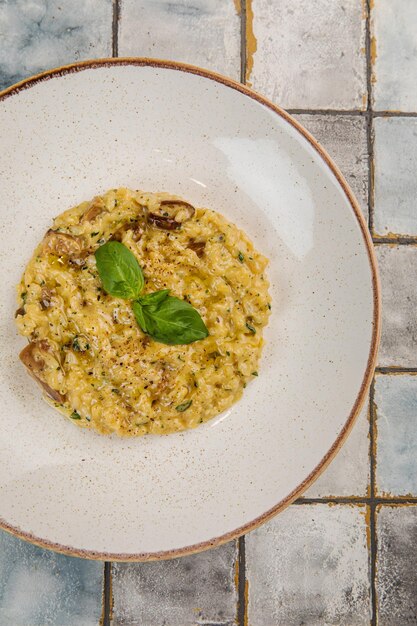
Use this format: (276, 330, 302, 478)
(0, 59, 380, 560)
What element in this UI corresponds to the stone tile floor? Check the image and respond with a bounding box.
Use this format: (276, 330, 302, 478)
(0, 0, 416, 624)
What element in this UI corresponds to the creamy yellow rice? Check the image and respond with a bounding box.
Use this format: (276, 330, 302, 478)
(16, 188, 270, 436)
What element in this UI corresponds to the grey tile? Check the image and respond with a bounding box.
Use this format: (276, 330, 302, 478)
(246, 504, 371, 625)
(0, 0, 112, 90)
(374, 118, 417, 237)
(304, 401, 370, 498)
(112, 541, 237, 625)
(376, 246, 417, 367)
(375, 374, 417, 497)
(295, 114, 369, 220)
(376, 505, 417, 625)
(372, 0, 417, 111)
(119, 0, 240, 81)
(0, 531, 103, 626)
(250, 0, 367, 109)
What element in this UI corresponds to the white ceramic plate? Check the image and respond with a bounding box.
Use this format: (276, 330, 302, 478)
(0, 59, 380, 560)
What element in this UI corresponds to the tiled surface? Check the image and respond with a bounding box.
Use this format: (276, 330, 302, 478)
(376, 246, 417, 367)
(250, 0, 367, 109)
(1, 1, 417, 625)
(295, 114, 369, 220)
(372, 0, 417, 112)
(304, 402, 370, 498)
(375, 375, 417, 497)
(0, 531, 103, 626)
(0, 0, 112, 90)
(374, 117, 417, 236)
(246, 504, 371, 625)
(119, 0, 240, 80)
(112, 542, 237, 625)
(376, 506, 417, 625)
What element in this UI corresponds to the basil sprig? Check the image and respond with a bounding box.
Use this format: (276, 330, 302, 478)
(94, 242, 209, 345)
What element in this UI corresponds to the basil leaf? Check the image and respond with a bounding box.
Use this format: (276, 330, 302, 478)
(137, 289, 170, 307)
(132, 295, 209, 345)
(95, 241, 144, 299)
(132, 300, 148, 333)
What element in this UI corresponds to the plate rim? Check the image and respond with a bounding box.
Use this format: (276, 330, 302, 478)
(0, 57, 381, 561)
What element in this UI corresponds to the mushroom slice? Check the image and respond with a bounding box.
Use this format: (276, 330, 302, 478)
(147, 214, 180, 230)
(43, 230, 85, 257)
(81, 196, 107, 223)
(148, 199, 196, 230)
(20, 341, 66, 403)
(111, 220, 144, 242)
(187, 239, 206, 257)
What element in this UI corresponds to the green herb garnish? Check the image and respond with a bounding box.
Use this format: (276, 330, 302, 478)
(95, 242, 208, 346)
(176, 400, 192, 412)
(21, 291, 27, 304)
(246, 322, 256, 333)
(132, 292, 208, 345)
(70, 410, 81, 420)
(72, 337, 81, 351)
(238, 251, 245, 263)
(252, 371, 258, 376)
(72, 336, 89, 352)
(95, 241, 144, 299)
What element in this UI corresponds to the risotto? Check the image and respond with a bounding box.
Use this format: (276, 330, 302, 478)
(15, 188, 270, 436)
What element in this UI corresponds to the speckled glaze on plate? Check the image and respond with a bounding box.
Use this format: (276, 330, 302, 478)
(0, 59, 380, 560)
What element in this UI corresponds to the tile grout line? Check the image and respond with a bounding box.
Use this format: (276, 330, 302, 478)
(373, 110, 417, 117)
(240, 0, 247, 86)
(295, 496, 417, 505)
(376, 366, 417, 374)
(103, 562, 112, 626)
(372, 237, 417, 245)
(287, 108, 366, 116)
(286, 108, 417, 117)
(369, 378, 378, 626)
(112, 0, 120, 58)
(365, 0, 374, 235)
(237, 536, 247, 626)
